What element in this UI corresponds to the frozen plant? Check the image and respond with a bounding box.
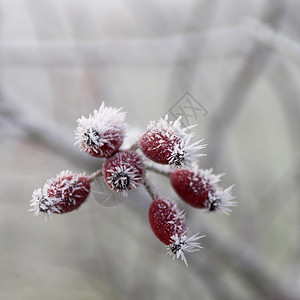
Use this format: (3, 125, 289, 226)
(29, 102, 236, 266)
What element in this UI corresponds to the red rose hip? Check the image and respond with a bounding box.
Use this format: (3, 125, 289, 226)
(30, 170, 90, 219)
(149, 197, 204, 266)
(170, 168, 236, 214)
(139, 115, 205, 168)
(102, 150, 145, 195)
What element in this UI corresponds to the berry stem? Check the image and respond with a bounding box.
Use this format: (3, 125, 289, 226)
(145, 165, 172, 177)
(88, 169, 102, 182)
(129, 141, 139, 151)
(143, 177, 157, 200)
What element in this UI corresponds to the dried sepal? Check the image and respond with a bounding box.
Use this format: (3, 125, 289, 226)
(166, 232, 205, 266)
(205, 185, 236, 215)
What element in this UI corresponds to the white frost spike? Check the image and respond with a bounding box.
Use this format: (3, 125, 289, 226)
(169, 136, 206, 169)
(121, 127, 143, 150)
(193, 167, 224, 187)
(28, 183, 59, 220)
(205, 185, 237, 215)
(106, 165, 144, 196)
(166, 232, 205, 267)
(29, 188, 57, 219)
(147, 115, 194, 139)
(74, 102, 127, 157)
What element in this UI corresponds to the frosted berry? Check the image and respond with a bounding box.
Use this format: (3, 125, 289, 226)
(139, 115, 205, 168)
(74, 102, 126, 158)
(170, 168, 236, 214)
(30, 171, 90, 218)
(102, 150, 145, 195)
(149, 197, 204, 266)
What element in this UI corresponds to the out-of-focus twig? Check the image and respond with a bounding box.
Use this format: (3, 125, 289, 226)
(0, 91, 97, 170)
(269, 59, 300, 263)
(206, 0, 287, 167)
(0, 28, 248, 67)
(166, 0, 220, 104)
(192, 224, 299, 300)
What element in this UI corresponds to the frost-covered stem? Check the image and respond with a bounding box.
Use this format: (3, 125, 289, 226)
(129, 141, 139, 151)
(88, 169, 102, 182)
(145, 165, 172, 177)
(143, 177, 157, 200)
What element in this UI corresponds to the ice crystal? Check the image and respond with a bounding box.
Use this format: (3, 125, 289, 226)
(106, 165, 144, 196)
(192, 167, 224, 187)
(205, 185, 237, 215)
(168, 136, 206, 169)
(167, 232, 205, 267)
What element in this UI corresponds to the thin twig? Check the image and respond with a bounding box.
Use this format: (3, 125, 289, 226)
(129, 141, 139, 151)
(0, 29, 248, 67)
(88, 169, 102, 183)
(145, 165, 172, 177)
(206, 0, 286, 167)
(143, 176, 157, 200)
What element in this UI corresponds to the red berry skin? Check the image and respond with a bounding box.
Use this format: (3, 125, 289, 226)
(84, 126, 124, 158)
(140, 130, 180, 164)
(170, 169, 213, 209)
(47, 172, 90, 214)
(149, 197, 186, 246)
(102, 150, 144, 192)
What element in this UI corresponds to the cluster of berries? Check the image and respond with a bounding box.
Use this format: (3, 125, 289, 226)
(30, 103, 236, 266)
